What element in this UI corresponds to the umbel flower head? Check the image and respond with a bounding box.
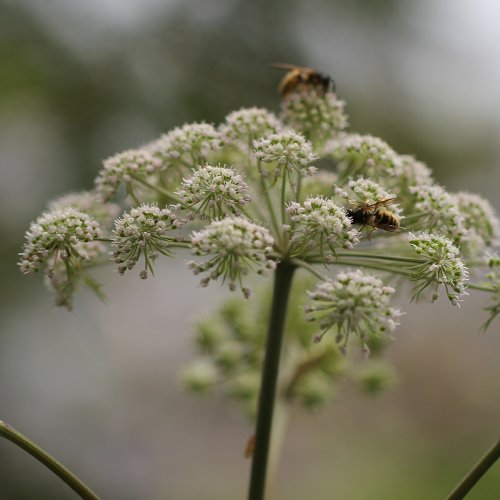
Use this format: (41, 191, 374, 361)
(305, 270, 402, 354)
(410, 184, 466, 244)
(177, 164, 251, 219)
(393, 155, 433, 189)
(287, 196, 360, 257)
(335, 177, 398, 209)
(253, 130, 318, 178)
(325, 133, 399, 180)
(19, 207, 102, 276)
(188, 216, 275, 298)
(219, 107, 282, 147)
(48, 190, 120, 227)
(146, 122, 222, 167)
(95, 149, 162, 201)
(408, 232, 469, 305)
(454, 191, 500, 248)
(111, 204, 183, 279)
(280, 91, 348, 147)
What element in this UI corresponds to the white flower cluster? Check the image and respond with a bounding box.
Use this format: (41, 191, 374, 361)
(253, 131, 318, 177)
(111, 204, 183, 279)
(146, 123, 222, 167)
(455, 192, 500, 248)
(408, 232, 469, 305)
(177, 165, 251, 219)
(188, 217, 275, 297)
(48, 190, 120, 226)
(219, 107, 281, 147)
(280, 91, 348, 146)
(325, 133, 399, 180)
(286, 196, 360, 256)
(19, 208, 102, 275)
(410, 184, 466, 244)
(305, 270, 402, 353)
(393, 155, 433, 188)
(96, 149, 161, 201)
(335, 177, 398, 209)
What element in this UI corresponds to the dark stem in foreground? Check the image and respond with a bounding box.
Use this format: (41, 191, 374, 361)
(248, 261, 296, 500)
(0, 420, 100, 500)
(446, 436, 500, 500)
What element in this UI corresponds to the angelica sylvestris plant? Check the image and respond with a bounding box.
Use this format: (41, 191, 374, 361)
(14, 69, 500, 500)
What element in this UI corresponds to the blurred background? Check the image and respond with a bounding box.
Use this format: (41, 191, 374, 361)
(1, 0, 500, 498)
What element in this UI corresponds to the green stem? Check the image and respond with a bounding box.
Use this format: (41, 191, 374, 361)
(333, 259, 412, 277)
(298, 257, 498, 296)
(280, 168, 287, 227)
(0, 420, 100, 500)
(291, 259, 327, 281)
(130, 175, 182, 204)
(446, 437, 500, 500)
(335, 251, 425, 264)
(248, 261, 296, 500)
(257, 163, 282, 245)
(467, 283, 496, 293)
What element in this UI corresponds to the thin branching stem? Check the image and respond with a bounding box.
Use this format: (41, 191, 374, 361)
(0, 420, 100, 500)
(445, 437, 500, 500)
(130, 175, 182, 204)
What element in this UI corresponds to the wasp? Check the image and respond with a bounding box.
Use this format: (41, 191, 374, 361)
(271, 63, 335, 97)
(347, 197, 401, 232)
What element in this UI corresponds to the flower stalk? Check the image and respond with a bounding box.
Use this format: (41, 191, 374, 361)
(248, 261, 296, 500)
(446, 436, 500, 500)
(0, 420, 99, 500)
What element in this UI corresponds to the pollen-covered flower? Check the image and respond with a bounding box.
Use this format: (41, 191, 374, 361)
(48, 190, 120, 227)
(19, 208, 102, 276)
(408, 232, 469, 305)
(95, 149, 161, 201)
(286, 197, 360, 256)
(305, 270, 401, 353)
(454, 192, 500, 248)
(280, 91, 348, 147)
(410, 184, 466, 244)
(219, 107, 282, 147)
(253, 131, 318, 177)
(325, 133, 399, 180)
(146, 123, 222, 168)
(188, 217, 275, 297)
(177, 164, 251, 219)
(111, 204, 183, 278)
